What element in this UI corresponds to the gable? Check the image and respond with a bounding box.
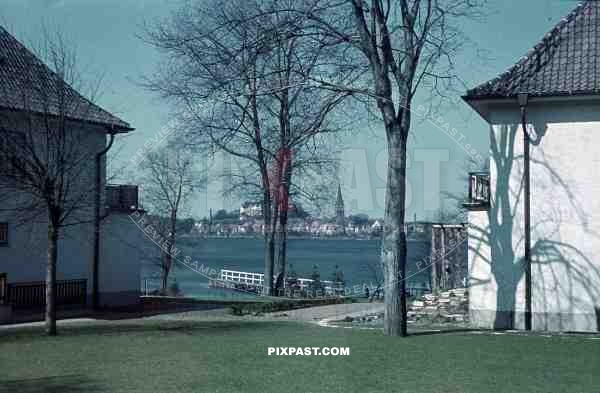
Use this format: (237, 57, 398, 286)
(0, 26, 132, 133)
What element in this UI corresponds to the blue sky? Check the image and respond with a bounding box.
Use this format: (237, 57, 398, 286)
(0, 0, 576, 220)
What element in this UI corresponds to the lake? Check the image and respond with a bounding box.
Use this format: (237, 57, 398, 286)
(141, 238, 432, 299)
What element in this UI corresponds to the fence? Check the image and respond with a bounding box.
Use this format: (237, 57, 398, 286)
(219, 269, 265, 286)
(6, 279, 87, 309)
(217, 269, 337, 292)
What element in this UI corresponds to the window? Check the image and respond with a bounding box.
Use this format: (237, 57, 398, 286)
(464, 172, 490, 210)
(0, 222, 7, 245)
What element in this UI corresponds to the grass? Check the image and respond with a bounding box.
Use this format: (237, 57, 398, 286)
(0, 320, 599, 393)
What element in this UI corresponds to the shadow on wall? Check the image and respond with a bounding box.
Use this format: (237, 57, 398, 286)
(469, 112, 600, 331)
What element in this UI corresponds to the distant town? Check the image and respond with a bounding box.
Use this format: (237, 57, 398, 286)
(189, 185, 391, 238)
(191, 206, 385, 238)
(188, 206, 440, 241)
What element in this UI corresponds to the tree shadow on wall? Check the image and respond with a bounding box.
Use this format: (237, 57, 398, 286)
(468, 116, 600, 331)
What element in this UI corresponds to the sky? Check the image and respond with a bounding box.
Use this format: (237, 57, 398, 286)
(0, 0, 577, 220)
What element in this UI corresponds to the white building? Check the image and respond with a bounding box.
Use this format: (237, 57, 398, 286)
(239, 202, 262, 218)
(0, 26, 145, 308)
(318, 223, 338, 236)
(463, 2, 600, 332)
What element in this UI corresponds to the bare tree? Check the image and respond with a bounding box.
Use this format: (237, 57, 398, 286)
(280, 0, 485, 335)
(257, 6, 352, 293)
(142, 0, 351, 296)
(142, 0, 278, 295)
(141, 144, 196, 294)
(0, 28, 130, 335)
(298, 0, 482, 336)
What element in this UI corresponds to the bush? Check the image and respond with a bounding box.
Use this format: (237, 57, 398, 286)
(228, 297, 345, 316)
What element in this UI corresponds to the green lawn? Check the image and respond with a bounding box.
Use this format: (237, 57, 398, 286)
(1, 321, 598, 393)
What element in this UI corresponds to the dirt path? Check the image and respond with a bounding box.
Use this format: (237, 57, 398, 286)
(266, 302, 384, 323)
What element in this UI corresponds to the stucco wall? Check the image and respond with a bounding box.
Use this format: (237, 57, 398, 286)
(99, 212, 146, 306)
(0, 117, 142, 307)
(0, 119, 103, 285)
(469, 100, 600, 332)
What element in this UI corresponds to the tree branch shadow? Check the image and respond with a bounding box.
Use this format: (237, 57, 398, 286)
(0, 375, 103, 393)
(468, 116, 600, 331)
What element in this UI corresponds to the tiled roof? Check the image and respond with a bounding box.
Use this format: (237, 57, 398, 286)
(465, 1, 600, 100)
(0, 26, 132, 132)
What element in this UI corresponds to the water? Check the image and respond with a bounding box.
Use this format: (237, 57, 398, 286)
(141, 238, 432, 298)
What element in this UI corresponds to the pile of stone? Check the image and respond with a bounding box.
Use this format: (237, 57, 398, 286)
(408, 287, 468, 323)
(339, 288, 469, 327)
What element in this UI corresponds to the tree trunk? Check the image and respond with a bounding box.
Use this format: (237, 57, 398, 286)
(161, 255, 171, 294)
(264, 233, 276, 296)
(162, 210, 177, 294)
(161, 260, 169, 294)
(440, 227, 446, 290)
(46, 220, 58, 336)
(431, 228, 439, 295)
(382, 127, 408, 337)
(275, 166, 292, 295)
(275, 211, 288, 295)
(262, 193, 276, 296)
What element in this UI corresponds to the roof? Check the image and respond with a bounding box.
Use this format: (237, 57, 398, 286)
(335, 184, 344, 205)
(0, 26, 133, 132)
(464, 1, 600, 101)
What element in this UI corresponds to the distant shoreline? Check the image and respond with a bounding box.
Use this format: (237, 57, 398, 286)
(179, 234, 382, 241)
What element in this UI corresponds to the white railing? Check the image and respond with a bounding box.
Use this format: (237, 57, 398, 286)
(218, 269, 336, 292)
(468, 172, 490, 204)
(296, 278, 335, 292)
(219, 269, 265, 286)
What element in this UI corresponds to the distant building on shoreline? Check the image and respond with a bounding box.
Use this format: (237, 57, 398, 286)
(335, 184, 345, 235)
(239, 202, 262, 219)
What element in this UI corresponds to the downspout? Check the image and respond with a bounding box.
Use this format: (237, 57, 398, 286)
(93, 129, 115, 310)
(518, 93, 532, 331)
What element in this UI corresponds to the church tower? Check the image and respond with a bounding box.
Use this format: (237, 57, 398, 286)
(335, 184, 345, 233)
